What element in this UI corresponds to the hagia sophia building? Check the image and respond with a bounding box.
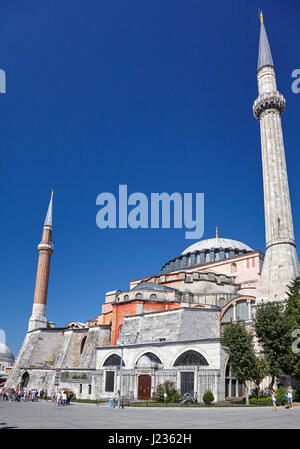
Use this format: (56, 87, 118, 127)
(5, 14, 300, 401)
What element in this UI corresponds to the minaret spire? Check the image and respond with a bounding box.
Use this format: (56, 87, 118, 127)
(257, 11, 274, 72)
(44, 190, 53, 229)
(28, 192, 54, 331)
(253, 15, 300, 302)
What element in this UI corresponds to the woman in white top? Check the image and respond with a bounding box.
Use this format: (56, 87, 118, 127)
(271, 389, 277, 411)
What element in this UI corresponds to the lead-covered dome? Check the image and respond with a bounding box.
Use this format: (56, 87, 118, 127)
(0, 343, 14, 361)
(161, 237, 253, 274)
(181, 238, 253, 255)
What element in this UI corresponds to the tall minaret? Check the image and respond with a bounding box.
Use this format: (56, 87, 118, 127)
(253, 12, 299, 302)
(28, 191, 54, 331)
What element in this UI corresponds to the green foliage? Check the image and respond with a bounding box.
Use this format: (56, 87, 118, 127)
(181, 393, 198, 405)
(252, 358, 270, 395)
(249, 388, 259, 399)
(293, 388, 300, 402)
(72, 374, 87, 380)
(249, 396, 272, 405)
(202, 390, 214, 405)
(152, 381, 181, 403)
(221, 322, 256, 384)
(283, 277, 300, 379)
(254, 301, 289, 384)
(64, 390, 75, 399)
(275, 386, 287, 406)
(221, 322, 258, 404)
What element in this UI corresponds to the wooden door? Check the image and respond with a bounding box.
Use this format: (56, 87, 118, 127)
(138, 375, 151, 400)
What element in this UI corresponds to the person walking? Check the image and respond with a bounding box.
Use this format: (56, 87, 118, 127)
(56, 391, 61, 407)
(271, 388, 277, 411)
(62, 392, 67, 406)
(287, 386, 294, 410)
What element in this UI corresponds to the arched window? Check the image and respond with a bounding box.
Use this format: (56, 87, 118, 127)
(218, 297, 226, 307)
(124, 295, 129, 301)
(230, 263, 237, 273)
(150, 294, 157, 300)
(236, 300, 248, 320)
(173, 350, 209, 366)
(222, 305, 234, 322)
(135, 293, 142, 299)
(103, 354, 125, 367)
(80, 336, 87, 354)
(136, 352, 162, 367)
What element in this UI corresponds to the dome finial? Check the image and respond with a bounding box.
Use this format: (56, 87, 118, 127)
(216, 226, 219, 238)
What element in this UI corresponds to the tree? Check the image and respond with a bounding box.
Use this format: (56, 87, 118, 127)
(254, 301, 290, 387)
(251, 358, 270, 398)
(221, 322, 256, 404)
(283, 277, 300, 379)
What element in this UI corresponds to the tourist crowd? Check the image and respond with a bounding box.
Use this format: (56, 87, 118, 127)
(0, 387, 72, 405)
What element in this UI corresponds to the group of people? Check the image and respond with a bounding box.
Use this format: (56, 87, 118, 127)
(271, 386, 294, 411)
(0, 387, 45, 402)
(0, 387, 72, 406)
(52, 390, 72, 406)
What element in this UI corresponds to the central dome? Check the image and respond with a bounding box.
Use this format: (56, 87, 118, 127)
(181, 237, 253, 255)
(161, 236, 253, 274)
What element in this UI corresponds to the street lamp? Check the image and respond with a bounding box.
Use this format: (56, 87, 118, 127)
(117, 340, 124, 409)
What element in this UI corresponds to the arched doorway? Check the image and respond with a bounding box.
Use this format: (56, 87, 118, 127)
(138, 375, 151, 400)
(21, 372, 30, 388)
(80, 336, 87, 354)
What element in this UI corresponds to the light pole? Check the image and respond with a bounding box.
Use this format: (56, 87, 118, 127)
(117, 340, 124, 409)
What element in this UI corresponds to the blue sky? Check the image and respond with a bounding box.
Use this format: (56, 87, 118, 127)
(1, 0, 299, 355)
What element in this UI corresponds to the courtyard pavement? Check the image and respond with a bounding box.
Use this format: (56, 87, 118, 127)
(0, 401, 299, 429)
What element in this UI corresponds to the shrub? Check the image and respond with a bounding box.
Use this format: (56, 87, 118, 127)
(293, 388, 300, 402)
(153, 381, 181, 403)
(249, 396, 272, 405)
(249, 387, 259, 399)
(202, 390, 214, 405)
(65, 390, 76, 400)
(275, 386, 287, 406)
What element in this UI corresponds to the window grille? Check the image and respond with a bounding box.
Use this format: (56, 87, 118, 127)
(181, 372, 194, 395)
(103, 354, 125, 366)
(105, 371, 115, 392)
(174, 350, 209, 366)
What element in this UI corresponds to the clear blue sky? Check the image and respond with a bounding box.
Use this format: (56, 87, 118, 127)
(1, 0, 299, 356)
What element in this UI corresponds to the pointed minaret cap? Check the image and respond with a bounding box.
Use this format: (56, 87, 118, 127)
(44, 190, 53, 229)
(257, 11, 274, 72)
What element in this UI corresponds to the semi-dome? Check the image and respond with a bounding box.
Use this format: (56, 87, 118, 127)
(161, 236, 253, 274)
(0, 343, 14, 361)
(181, 238, 253, 255)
